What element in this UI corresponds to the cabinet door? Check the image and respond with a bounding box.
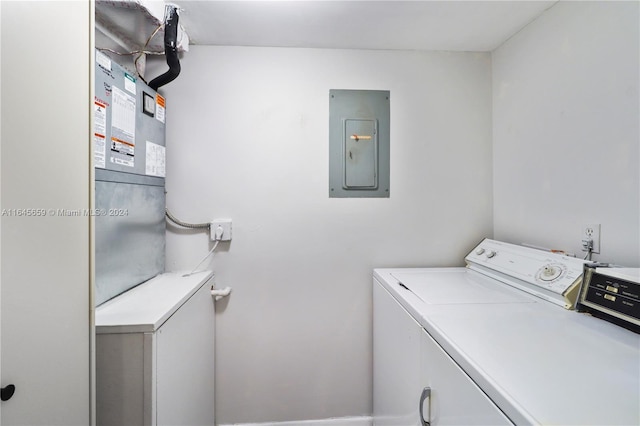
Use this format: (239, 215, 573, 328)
(156, 283, 215, 425)
(373, 282, 422, 426)
(1, 2, 91, 425)
(419, 330, 512, 425)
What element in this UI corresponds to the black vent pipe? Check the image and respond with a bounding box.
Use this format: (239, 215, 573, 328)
(148, 5, 181, 91)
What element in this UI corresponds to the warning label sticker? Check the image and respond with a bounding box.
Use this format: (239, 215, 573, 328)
(94, 134, 107, 168)
(156, 94, 166, 124)
(110, 86, 136, 167)
(96, 50, 111, 72)
(124, 73, 136, 94)
(94, 100, 107, 168)
(145, 141, 166, 177)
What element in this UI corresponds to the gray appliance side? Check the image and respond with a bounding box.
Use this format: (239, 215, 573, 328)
(94, 52, 166, 305)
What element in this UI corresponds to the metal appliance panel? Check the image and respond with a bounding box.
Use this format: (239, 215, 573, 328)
(95, 178, 165, 304)
(94, 49, 166, 305)
(95, 50, 166, 176)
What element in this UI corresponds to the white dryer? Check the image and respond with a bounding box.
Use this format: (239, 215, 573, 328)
(373, 239, 640, 425)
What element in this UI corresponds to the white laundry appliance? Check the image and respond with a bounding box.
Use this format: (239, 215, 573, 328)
(373, 238, 640, 425)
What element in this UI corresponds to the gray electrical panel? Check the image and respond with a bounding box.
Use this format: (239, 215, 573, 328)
(329, 90, 390, 198)
(94, 50, 166, 305)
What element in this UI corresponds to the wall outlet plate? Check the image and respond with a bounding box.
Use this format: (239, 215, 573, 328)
(211, 219, 232, 241)
(581, 223, 600, 254)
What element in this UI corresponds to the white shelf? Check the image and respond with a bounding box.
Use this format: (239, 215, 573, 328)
(96, 270, 213, 333)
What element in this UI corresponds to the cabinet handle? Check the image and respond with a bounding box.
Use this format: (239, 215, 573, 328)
(419, 386, 431, 426)
(1, 384, 16, 401)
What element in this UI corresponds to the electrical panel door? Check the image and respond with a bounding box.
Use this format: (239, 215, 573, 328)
(329, 90, 390, 198)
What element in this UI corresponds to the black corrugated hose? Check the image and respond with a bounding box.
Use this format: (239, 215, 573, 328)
(149, 5, 181, 90)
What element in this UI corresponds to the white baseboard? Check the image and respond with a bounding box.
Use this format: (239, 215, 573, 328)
(219, 416, 372, 426)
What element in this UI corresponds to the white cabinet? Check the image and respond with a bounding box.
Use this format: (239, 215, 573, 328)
(419, 330, 510, 425)
(373, 281, 422, 425)
(373, 281, 511, 426)
(96, 272, 215, 426)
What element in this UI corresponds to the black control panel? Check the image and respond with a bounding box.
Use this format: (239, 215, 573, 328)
(578, 265, 640, 333)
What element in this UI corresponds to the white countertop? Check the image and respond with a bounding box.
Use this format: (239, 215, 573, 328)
(374, 267, 640, 426)
(96, 271, 214, 334)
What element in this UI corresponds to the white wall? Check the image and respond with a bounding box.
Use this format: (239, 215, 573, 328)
(162, 47, 492, 424)
(492, 1, 640, 266)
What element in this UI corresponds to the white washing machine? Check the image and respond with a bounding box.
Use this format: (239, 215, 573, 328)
(373, 239, 640, 425)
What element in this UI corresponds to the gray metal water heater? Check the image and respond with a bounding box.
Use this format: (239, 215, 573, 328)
(94, 50, 166, 305)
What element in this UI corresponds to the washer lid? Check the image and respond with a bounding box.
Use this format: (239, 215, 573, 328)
(390, 269, 535, 305)
(428, 302, 640, 426)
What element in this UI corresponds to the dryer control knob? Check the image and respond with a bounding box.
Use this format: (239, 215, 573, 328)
(486, 251, 497, 258)
(475, 248, 485, 255)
